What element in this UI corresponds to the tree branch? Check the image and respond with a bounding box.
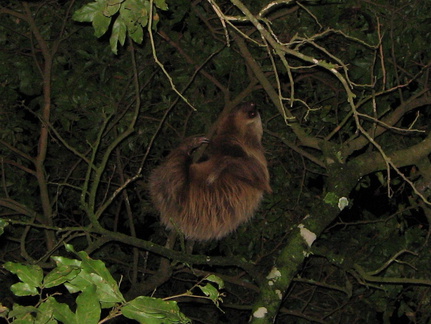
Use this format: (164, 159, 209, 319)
(344, 92, 431, 156)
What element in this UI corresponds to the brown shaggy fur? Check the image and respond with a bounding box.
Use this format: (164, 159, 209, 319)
(149, 102, 271, 241)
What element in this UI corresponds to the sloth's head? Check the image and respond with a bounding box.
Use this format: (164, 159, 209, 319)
(218, 102, 263, 143)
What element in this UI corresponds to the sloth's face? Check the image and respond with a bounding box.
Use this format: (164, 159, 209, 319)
(216, 102, 264, 142)
(237, 103, 263, 141)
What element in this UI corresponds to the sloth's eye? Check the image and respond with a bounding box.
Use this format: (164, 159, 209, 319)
(248, 111, 257, 118)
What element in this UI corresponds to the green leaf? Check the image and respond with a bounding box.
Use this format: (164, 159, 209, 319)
(122, 296, 191, 324)
(43, 264, 81, 288)
(110, 16, 127, 54)
(73, 2, 103, 22)
(76, 285, 101, 324)
(198, 283, 219, 301)
(65, 268, 94, 293)
(10, 282, 39, 296)
(51, 255, 82, 267)
(114, 17, 127, 46)
(120, 0, 149, 29)
(4, 262, 43, 288)
(197, 276, 225, 307)
(129, 24, 143, 43)
(105, 0, 122, 16)
(72, 0, 114, 39)
(9, 305, 38, 320)
(93, 11, 111, 38)
(60, 247, 124, 304)
(205, 275, 224, 289)
(90, 273, 124, 303)
(48, 296, 75, 324)
(63, 243, 76, 253)
(35, 300, 55, 323)
(154, 0, 168, 10)
(76, 250, 118, 287)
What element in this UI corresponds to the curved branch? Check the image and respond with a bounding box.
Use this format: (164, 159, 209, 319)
(352, 132, 431, 178)
(344, 92, 431, 157)
(353, 264, 431, 286)
(97, 227, 262, 282)
(0, 140, 35, 164)
(0, 198, 39, 218)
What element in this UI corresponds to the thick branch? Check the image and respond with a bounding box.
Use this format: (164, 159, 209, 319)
(22, 2, 56, 249)
(247, 141, 358, 323)
(351, 132, 431, 178)
(96, 227, 262, 281)
(344, 93, 431, 157)
(354, 264, 431, 286)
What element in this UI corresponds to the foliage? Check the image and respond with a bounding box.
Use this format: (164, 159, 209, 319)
(1, 0, 431, 323)
(2, 244, 223, 323)
(73, 0, 168, 54)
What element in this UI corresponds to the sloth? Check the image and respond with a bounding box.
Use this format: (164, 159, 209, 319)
(149, 102, 271, 241)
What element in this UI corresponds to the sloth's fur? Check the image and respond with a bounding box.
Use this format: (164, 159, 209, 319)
(149, 102, 271, 241)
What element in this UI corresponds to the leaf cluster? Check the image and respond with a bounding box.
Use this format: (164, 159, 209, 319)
(2, 244, 224, 323)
